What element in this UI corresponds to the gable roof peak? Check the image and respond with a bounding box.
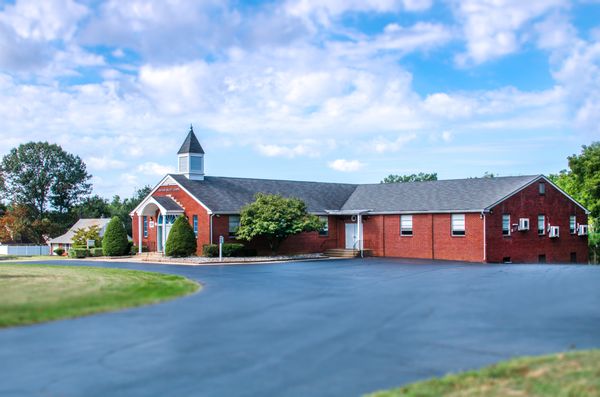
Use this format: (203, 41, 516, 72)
(178, 125, 205, 154)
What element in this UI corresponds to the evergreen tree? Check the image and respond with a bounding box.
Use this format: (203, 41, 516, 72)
(165, 216, 197, 257)
(102, 216, 129, 256)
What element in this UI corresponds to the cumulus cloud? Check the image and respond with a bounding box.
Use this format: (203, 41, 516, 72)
(136, 162, 175, 176)
(451, 0, 567, 65)
(371, 134, 417, 153)
(328, 159, 365, 172)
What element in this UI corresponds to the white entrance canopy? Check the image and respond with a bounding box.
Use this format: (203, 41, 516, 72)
(325, 209, 372, 254)
(134, 196, 185, 254)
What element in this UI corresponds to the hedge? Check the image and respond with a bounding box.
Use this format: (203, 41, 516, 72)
(54, 248, 65, 256)
(165, 216, 197, 257)
(68, 248, 89, 258)
(202, 243, 256, 257)
(102, 216, 129, 256)
(89, 248, 104, 257)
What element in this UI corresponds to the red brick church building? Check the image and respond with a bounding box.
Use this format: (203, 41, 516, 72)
(131, 128, 590, 263)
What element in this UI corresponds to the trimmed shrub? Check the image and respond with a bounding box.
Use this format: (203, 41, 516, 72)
(202, 243, 253, 257)
(102, 216, 129, 256)
(68, 248, 89, 258)
(54, 248, 65, 256)
(165, 216, 197, 257)
(90, 248, 104, 257)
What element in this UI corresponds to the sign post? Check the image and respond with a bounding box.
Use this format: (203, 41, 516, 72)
(219, 235, 224, 262)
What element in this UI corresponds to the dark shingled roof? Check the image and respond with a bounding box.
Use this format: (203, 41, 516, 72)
(170, 174, 357, 213)
(177, 127, 205, 154)
(153, 196, 184, 211)
(169, 174, 542, 214)
(342, 175, 540, 212)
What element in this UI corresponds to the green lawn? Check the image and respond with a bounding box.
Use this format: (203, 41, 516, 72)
(368, 350, 600, 397)
(0, 264, 200, 327)
(0, 255, 63, 261)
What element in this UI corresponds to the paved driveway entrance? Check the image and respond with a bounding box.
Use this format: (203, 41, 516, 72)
(1, 259, 600, 397)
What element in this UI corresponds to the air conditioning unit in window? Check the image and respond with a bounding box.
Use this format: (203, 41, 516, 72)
(578, 225, 589, 236)
(549, 226, 560, 238)
(518, 218, 530, 231)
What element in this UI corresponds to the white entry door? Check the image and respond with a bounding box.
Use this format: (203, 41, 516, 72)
(345, 223, 357, 249)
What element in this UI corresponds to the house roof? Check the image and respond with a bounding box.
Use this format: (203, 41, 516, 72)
(341, 175, 541, 213)
(177, 127, 205, 154)
(153, 196, 184, 212)
(170, 174, 357, 213)
(48, 218, 111, 245)
(167, 174, 548, 214)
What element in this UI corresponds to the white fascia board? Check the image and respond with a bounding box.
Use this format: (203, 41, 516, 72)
(364, 209, 485, 215)
(129, 174, 213, 216)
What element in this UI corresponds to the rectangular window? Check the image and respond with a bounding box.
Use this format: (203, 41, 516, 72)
(229, 215, 240, 237)
(451, 214, 465, 236)
(190, 156, 203, 172)
(539, 182, 546, 195)
(400, 215, 413, 236)
(193, 215, 198, 236)
(569, 216, 576, 234)
(178, 156, 188, 173)
(502, 214, 510, 236)
(318, 216, 329, 236)
(143, 216, 148, 238)
(538, 215, 545, 235)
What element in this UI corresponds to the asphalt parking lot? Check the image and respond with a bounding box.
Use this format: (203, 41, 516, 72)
(1, 258, 599, 397)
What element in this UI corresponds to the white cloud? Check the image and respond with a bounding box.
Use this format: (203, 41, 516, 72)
(87, 156, 127, 171)
(136, 162, 175, 176)
(452, 0, 567, 65)
(285, 0, 432, 21)
(328, 159, 365, 172)
(371, 134, 417, 153)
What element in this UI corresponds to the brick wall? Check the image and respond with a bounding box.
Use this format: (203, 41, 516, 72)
(486, 179, 589, 263)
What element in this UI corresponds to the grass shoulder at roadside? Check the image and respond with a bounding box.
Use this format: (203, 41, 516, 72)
(0, 263, 200, 327)
(368, 350, 600, 397)
(0, 255, 62, 261)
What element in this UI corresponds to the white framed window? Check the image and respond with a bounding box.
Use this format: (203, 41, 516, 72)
(400, 215, 413, 236)
(539, 182, 546, 195)
(229, 215, 240, 237)
(569, 216, 576, 234)
(538, 215, 545, 235)
(190, 156, 203, 172)
(451, 214, 465, 236)
(193, 215, 198, 237)
(143, 216, 148, 238)
(318, 216, 329, 236)
(502, 214, 510, 236)
(178, 156, 188, 173)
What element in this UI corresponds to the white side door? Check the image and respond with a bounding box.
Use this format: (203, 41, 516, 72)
(345, 223, 357, 249)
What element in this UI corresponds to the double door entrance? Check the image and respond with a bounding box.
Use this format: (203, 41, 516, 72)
(156, 214, 178, 252)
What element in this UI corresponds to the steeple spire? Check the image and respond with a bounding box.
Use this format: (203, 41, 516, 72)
(177, 124, 205, 154)
(177, 125, 205, 180)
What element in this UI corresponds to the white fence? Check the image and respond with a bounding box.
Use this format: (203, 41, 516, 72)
(0, 245, 50, 256)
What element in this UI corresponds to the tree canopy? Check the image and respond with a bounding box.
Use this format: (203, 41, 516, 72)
(381, 173, 438, 183)
(236, 193, 324, 253)
(0, 142, 91, 216)
(72, 225, 102, 248)
(549, 142, 600, 221)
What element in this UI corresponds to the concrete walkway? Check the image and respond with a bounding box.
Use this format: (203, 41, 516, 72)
(1, 258, 599, 397)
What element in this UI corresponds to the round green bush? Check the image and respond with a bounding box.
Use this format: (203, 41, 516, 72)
(54, 248, 65, 256)
(165, 216, 197, 257)
(102, 216, 129, 256)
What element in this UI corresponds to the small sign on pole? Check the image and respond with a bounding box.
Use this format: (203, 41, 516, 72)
(86, 239, 95, 249)
(219, 235, 224, 262)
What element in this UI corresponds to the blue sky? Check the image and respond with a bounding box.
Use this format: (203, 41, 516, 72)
(0, 0, 599, 198)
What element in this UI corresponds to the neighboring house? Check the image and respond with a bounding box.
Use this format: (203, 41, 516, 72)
(131, 128, 590, 263)
(48, 218, 111, 254)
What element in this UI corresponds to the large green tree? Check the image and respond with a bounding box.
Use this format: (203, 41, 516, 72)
(549, 142, 600, 221)
(0, 142, 91, 217)
(236, 193, 324, 253)
(381, 172, 438, 183)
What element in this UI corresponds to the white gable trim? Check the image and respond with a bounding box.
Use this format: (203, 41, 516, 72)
(484, 175, 589, 214)
(129, 174, 213, 216)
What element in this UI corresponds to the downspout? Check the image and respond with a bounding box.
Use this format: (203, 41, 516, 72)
(210, 214, 214, 245)
(431, 214, 435, 260)
(482, 211, 487, 262)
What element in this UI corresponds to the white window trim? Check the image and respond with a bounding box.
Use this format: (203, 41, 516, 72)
(400, 215, 413, 236)
(502, 214, 511, 236)
(451, 214, 466, 236)
(538, 215, 545, 235)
